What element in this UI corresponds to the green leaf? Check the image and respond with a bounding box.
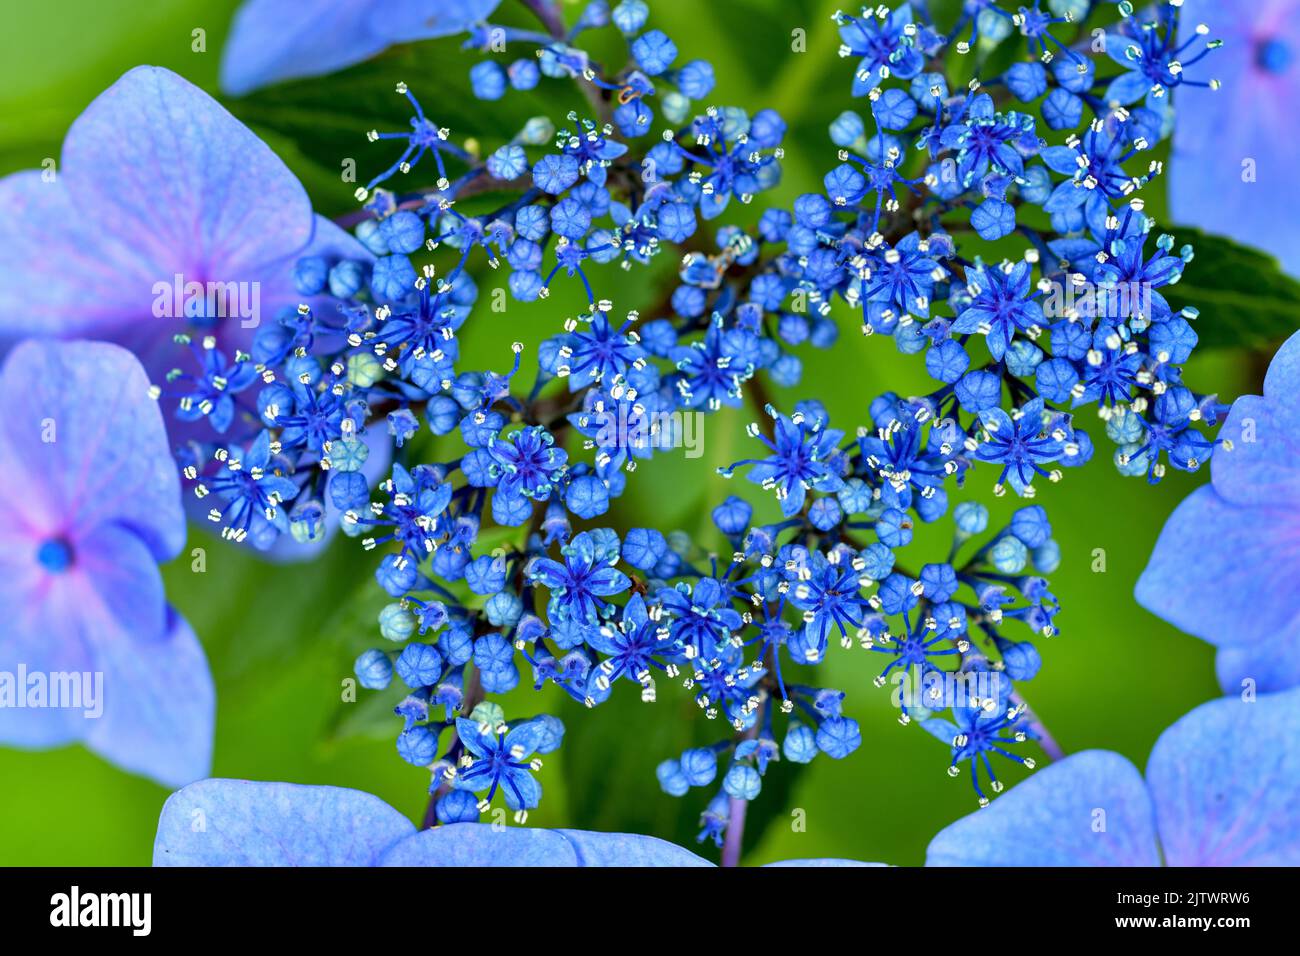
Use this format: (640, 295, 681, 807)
(556, 670, 805, 862)
(326, 681, 408, 743)
(556, 684, 717, 854)
(1163, 226, 1300, 351)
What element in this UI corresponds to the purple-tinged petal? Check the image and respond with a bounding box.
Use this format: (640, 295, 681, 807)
(63, 66, 313, 283)
(2, 66, 346, 383)
(1259, 329, 1300, 429)
(0, 574, 95, 748)
(85, 608, 214, 788)
(0, 339, 183, 561)
(1146, 688, 1300, 866)
(554, 829, 712, 866)
(926, 751, 1160, 866)
(74, 523, 168, 645)
(154, 780, 416, 866)
(0, 172, 148, 343)
(1135, 486, 1300, 649)
(763, 858, 886, 867)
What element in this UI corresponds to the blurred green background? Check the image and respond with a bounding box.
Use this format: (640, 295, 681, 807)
(0, 0, 1260, 866)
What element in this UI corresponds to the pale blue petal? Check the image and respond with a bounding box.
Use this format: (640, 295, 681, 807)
(372, 0, 503, 43)
(1135, 486, 1300, 649)
(926, 750, 1160, 866)
(221, 0, 502, 96)
(1212, 399, 1300, 508)
(1216, 640, 1300, 696)
(221, 0, 390, 96)
(380, 823, 712, 866)
(154, 780, 416, 866)
(1146, 688, 1300, 866)
(1212, 331, 1300, 506)
(86, 609, 214, 789)
(380, 823, 579, 866)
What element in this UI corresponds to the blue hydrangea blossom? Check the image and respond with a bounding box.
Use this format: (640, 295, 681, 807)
(0, 341, 212, 787)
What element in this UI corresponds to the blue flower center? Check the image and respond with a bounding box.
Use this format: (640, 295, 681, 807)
(1256, 37, 1293, 74)
(36, 537, 74, 573)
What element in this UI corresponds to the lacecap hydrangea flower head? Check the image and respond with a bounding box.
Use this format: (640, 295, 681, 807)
(180, 0, 1239, 847)
(17, 0, 1274, 861)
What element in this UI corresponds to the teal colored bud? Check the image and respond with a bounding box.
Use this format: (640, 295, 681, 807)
(976, 7, 1013, 43)
(519, 116, 554, 145)
(1115, 442, 1151, 478)
(953, 501, 989, 535)
(660, 91, 690, 125)
(1048, 0, 1089, 19)
(989, 535, 1029, 574)
(330, 434, 370, 472)
(470, 700, 505, 727)
(347, 352, 384, 389)
(379, 603, 417, 642)
(288, 499, 325, 543)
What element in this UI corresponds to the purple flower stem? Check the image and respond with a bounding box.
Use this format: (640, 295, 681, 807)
(721, 693, 766, 867)
(721, 797, 748, 867)
(518, 0, 566, 38)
